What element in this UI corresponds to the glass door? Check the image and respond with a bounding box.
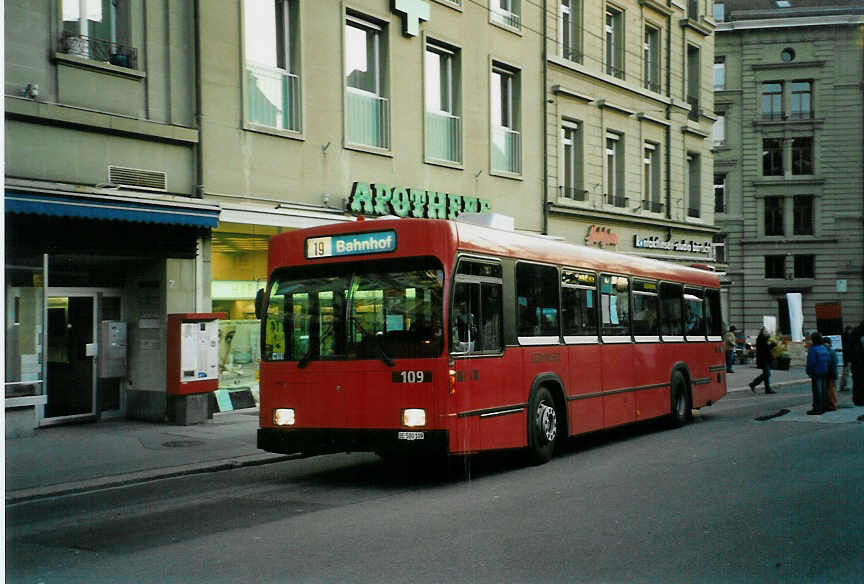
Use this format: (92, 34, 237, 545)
(45, 292, 97, 422)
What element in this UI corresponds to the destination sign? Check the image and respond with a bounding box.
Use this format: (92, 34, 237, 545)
(306, 231, 397, 259)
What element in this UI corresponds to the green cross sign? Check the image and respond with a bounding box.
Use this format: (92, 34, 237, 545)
(392, 0, 430, 37)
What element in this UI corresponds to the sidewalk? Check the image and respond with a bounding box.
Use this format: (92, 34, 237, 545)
(5, 409, 290, 504)
(0, 365, 828, 505)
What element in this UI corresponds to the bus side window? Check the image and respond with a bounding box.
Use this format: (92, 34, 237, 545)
(561, 270, 598, 338)
(516, 263, 560, 340)
(600, 274, 630, 338)
(684, 288, 706, 339)
(452, 260, 503, 354)
(660, 282, 684, 339)
(632, 280, 659, 337)
(705, 289, 723, 338)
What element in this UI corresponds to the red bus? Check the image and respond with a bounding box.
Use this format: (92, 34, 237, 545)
(257, 216, 726, 464)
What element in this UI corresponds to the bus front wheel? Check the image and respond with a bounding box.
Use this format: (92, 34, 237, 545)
(669, 372, 692, 427)
(528, 386, 559, 465)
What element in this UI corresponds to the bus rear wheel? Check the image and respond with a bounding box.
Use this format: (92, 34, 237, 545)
(669, 372, 692, 427)
(528, 386, 559, 465)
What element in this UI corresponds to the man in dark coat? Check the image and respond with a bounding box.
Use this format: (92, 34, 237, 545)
(749, 328, 776, 394)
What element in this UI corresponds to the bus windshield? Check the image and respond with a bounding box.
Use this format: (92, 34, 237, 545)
(263, 257, 445, 364)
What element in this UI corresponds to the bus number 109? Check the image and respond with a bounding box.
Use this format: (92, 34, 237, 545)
(392, 371, 433, 384)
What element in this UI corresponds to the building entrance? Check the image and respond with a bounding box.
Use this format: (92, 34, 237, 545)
(44, 288, 124, 424)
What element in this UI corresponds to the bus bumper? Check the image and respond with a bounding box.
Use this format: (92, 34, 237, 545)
(258, 427, 450, 457)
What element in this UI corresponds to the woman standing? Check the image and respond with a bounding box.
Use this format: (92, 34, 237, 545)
(749, 328, 776, 394)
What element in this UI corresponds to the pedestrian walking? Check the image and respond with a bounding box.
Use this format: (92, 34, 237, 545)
(849, 321, 864, 406)
(824, 337, 838, 412)
(839, 326, 853, 391)
(724, 325, 737, 373)
(806, 332, 830, 415)
(749, 328, 776, 394)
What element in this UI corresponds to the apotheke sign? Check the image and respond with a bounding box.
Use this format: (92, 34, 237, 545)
(633, 235, 713, 255)
(348, 182, 492, 219)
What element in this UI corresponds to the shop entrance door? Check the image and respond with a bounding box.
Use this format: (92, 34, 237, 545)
(44, 288, 124, 424)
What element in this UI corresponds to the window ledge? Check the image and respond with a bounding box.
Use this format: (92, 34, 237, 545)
(752, 176, 825, 187)
(345, 143, 393, 158)
(424, 157, 464, 170)
(53, 51, 146, 80)
(682, 122, 709, 138)
(679, 17, 714, 36)
(753, 117, 824, 127)
(638, 0, 674, 16)
(243, 122, 305, 141)
(489, 169, 523, 181)
(431, 0, 464, 12)
(488, 17, 523, 36)
(752, 60, 825, 71)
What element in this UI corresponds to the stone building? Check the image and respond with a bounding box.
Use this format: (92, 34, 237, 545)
(713, 0, 864, 338)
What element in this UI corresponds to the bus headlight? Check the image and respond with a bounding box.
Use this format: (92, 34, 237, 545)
(402, 408, 426, 427)
(273, 408, 295, 426)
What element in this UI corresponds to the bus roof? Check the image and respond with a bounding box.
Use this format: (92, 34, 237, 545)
(268, 218, 720, 288)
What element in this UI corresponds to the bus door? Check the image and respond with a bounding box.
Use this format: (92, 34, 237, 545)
(561, 270, 604, 434)
(599, 274, 635, 427)
(450, 260, 518, 451)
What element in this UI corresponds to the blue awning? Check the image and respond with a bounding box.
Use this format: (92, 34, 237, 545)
(5, 191, 219, 228)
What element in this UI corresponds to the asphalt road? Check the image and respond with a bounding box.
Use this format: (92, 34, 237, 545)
(7, 385, 864, 583)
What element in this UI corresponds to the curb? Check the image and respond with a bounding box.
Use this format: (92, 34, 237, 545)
(6, 452, 296, 506)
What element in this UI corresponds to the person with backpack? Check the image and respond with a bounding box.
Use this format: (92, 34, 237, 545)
(806, 332, 830, 415)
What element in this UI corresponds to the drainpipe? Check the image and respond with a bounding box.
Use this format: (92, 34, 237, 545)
(665, 3, 673, 221)
(193, 0, 204, 199)
(542, 0, 549, 235)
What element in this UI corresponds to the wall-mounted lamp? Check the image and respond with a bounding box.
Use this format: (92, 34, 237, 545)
(24, 83, 39, 99)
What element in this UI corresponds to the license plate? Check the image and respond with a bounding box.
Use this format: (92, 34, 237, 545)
(397, 431, 425, 441)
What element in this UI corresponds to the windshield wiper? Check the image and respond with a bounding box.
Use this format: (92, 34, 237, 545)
(297, 327, 334, 369)
(351, 317, 395, 367)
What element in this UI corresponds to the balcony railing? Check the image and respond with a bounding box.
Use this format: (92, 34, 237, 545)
(246, 63, 302, 133)
(559, 186, 587, 202)
(426, 111, 462, 164)
(347, 89, 390, 150)
(58, 32, 137, 69)
(562, 47, 582, 62)
(492, 126, 522, 174)
(788, 110, 815, 120)
(646, 200, 664, 214)
(608, 195, 628, 208)
(761, 111, 785, 121)
(491, 8, 521, 29)
(688, 206, 701, 218)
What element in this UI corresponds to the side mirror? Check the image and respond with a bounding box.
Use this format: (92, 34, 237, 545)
(255, 288, 265, 320)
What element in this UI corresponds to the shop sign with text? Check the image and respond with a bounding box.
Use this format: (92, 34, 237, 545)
(633, 235, 713, 255)
(348, 182, 491, 219)
(585, 225, 618, 248)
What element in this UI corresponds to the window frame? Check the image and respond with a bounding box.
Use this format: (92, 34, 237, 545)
(561, 269, 599, 343)
(424, 38, 463, 165)
(605, 5, 624, 79)
(764, 195, 784, 236)
(450, 257, 504, 356)
(790, 80, 813, 120)
(714, 173, 727, 213)
(643, 142, 661, 213)
(791, 136, 814, 175)
(794, 255, 815, 279)
(659, 282, 684, 341)
(687, 152, 701, 219)
(243, 0, 303, 134)
(762, 138, 784, 176)
(561, 120, 584, 202)
(713, 56, 725, 90)
(632, 279, 660, 342)
(490, 61, 522, 175)
(600, 273, 631, 342)
(606, 131, 625, 208)
(644, 24, 660, 93)
(516, 262, 561, 346)
(765, 255, 786, 279)
(344, 12, 390, 151)
(761, 82, 783, 120)
(683, 287, 706, 342)
(561, 0, 582, 62)
(793, 195, 814, 236)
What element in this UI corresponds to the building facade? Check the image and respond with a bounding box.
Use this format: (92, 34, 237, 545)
(6, 0, 727, 434)
(4, 0, 219, 435)
(543, 0, 721, 278)
(714, 1, 864, 339)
